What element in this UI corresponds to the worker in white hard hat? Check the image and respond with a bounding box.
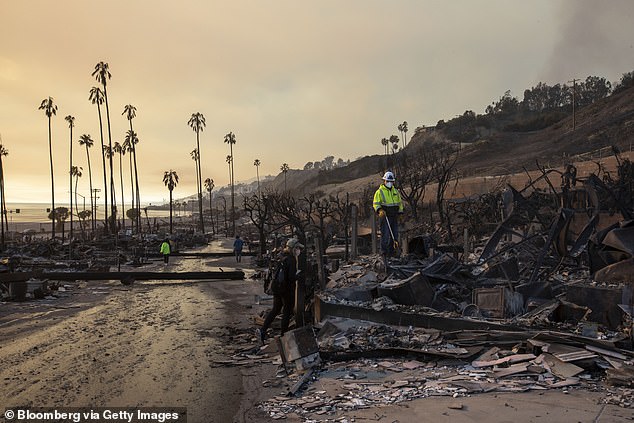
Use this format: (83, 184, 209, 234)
(373, 171, 404, 257)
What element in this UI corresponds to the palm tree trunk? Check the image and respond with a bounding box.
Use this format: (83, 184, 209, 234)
(0, 157, 5, 249)
(128, 152, 135, 233)
(103, 85, 116, 234)
(69, 126, 73, 242)
(119, 152, 125, 231)
(196, 132, 205, 233)
(194, 154, 200, 229)
(128, 120, 141, 234)
(256, 167, 260, 197)
(169, 189, 173, 234)
(75, 176, 85, 238)
(96, 105, 108, 233)
(85, 147, 94, 236)
(208, 192, 214, 236)
(48, 116, 56, 238)
(132, 144, 141, 234)
(230, 143, 235, 236)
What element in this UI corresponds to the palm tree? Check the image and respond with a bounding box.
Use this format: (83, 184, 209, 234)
(204, 177, 215, 235)
(113, 141, 125, 231)
(163, 170, 179, 234)
(78, 134, 95, 232)
(0, 143, 8, 249)
(89, 86, 109, 232)
(401, 121, 408, 148)
(123, 105, 141, 233)
(224, 131, 236, 235)
(39, 96, 58, 238)
(188, 113, 206, 233)
(253, 159, 261, 196)
(71, 166, 83, 236)
(65, 115, 75, 240)
(92, 62, 116, 233)
(280, 163, 290, 191)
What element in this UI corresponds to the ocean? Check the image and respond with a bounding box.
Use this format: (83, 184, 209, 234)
(3, 202, 173, 224)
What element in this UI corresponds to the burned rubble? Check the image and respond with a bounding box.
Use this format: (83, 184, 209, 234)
(239, 158, 634, 420)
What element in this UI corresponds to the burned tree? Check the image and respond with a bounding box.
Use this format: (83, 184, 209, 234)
(393, 147, 435, 219)
(244, 193, 272, 257)
(430, 142, 460, 228)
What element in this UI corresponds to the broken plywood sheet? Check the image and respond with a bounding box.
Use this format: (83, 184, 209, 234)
(539, 353, 585, 379)
(472, 353, 536, 368)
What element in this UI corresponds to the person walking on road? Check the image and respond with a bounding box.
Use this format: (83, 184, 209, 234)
(160, 238, 171, 265)
(258, 238, 304, 343)
(373, 171, 404, 258)
(233, 235, 245, 262)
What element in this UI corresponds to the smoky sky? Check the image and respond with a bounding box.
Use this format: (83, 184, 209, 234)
(542, 0, 634, 84)
(1, 0, 633, 203)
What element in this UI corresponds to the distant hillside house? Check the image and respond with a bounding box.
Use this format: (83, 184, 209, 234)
(415, 125, 436, 135)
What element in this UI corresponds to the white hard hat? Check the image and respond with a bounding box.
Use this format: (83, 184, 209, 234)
(382, 171, 395, 182)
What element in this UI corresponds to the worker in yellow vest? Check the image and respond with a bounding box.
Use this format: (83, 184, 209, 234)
(373, 171, 404, 257)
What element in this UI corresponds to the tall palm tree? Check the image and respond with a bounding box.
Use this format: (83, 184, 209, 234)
(280, 163, 290, 192)
(224, 131, 236, 235)
(253, 159, 261, 196)
(89, 86, 109, 232)
(123, 105, 141, 233)
(122, 133, 136, 233)
(401, 121, 408, 148)
(92, 62, 116, 233)
(113, 141, 126, 231)
(204, 177, 215, 236)
(190, 148, 200, 228)
(39, 97, 58, 238)
(78, 134, 95, 232)
(163, 170, 179, 234)
(65, 115, 75, 240)
(188, 113, 206, 233)
(0, 143, 8, 249)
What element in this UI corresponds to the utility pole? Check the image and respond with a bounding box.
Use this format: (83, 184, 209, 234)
(568, 78, 579, 131)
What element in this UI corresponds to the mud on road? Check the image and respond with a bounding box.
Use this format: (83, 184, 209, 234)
(0, 251, 271, 422)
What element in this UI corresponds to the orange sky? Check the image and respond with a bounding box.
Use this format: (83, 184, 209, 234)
(1, 0, 633, 204)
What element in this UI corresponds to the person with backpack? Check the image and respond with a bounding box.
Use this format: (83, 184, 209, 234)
(257, 238, 304, 343)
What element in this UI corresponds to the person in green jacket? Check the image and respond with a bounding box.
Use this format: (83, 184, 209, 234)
(373, 171, 404, 257)
(160, 238, 171, 265)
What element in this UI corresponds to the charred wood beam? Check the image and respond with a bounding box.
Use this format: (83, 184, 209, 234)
(314, 295, 523, 332)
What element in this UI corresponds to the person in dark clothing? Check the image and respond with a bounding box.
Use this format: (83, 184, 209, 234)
(233, 235, 244, 262)
(258, 238, 304, 343)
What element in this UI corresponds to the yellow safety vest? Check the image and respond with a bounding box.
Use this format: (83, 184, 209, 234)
(373, 184, 404, 213)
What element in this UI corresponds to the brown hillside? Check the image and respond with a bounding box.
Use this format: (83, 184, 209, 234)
(270, 87, 634, 197)
(456, 87, 634, 177)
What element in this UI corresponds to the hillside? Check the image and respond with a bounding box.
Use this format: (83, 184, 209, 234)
(273, 86, 634, 197)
